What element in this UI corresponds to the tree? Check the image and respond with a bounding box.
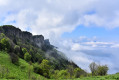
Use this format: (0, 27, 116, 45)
(0, 43, 2, 51)
(40, 59, 50, 78)
(0, 38, 10, 51)
(10, 53, 19, 65)
(89, 62, 109, 76)
(24, 52, 31, 62)
(67, 65, 74, 79)
(74, 68, 86, 78)
(97, 65, 108, 76)
(33, 63, 43, 75)
(22, 48, 27, 54)
(89, 62, 98, 76)
(57, 70, 70, 79)
(14, 45, 20, 54)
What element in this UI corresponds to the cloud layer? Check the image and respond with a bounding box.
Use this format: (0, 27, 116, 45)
(55, 37, 119, 74)
(0, 0, 119, 73)
(1, 0, 119, 38)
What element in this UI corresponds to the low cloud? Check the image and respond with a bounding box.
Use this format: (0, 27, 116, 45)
(55, 37, 119, 74)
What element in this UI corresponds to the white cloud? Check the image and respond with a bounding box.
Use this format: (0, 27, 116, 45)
(0, 0, 119, 74)
(0, 0, 9, 6)
(55, 37, 119, 74)
(2, 0, 119, 38)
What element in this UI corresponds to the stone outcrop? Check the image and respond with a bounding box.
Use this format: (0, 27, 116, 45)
(0, 25, 50, 48)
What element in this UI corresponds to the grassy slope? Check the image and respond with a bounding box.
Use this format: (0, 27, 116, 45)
(67, 74, 119, 80)
(50, 74, 119, 80)
(0, 51, 119, 80)
(0, 51, 46, 80)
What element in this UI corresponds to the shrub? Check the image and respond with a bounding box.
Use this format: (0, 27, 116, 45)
(74, 68, 86, 78)
(9, 53, 19, 65)
(0, 38, 10, 52)
(33, 63, 43, 75)
(39, 59, 50, 78)
(89, 62, 109, 76)
(57, 70, 70, 79)
(20, 65, 26, 70)
(14, 45, 20, 54)
(97, 65, 108, 76)
(0, 65, 9, 78)
(22, 48, 27, 54)
(24, 52, 31, 62)
(67, 65, 74, 78)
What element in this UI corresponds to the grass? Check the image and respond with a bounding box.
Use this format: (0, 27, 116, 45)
(0, 51, 119, 80)
(0, 51, 46, 80)
(49, 74, 119, 80)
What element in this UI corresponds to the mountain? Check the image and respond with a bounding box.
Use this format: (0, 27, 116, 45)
(0, 25, 87, 79)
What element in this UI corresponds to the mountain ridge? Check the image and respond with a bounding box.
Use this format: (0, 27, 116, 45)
(0, 25, 79, 69)
(0, 25, 88, 79)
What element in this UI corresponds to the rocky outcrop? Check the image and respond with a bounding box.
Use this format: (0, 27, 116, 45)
(0, 25, 50, 48)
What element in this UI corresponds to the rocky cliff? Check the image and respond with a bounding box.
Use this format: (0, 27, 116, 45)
(0, 25, 51, 49)
(0, 25, 79, 70)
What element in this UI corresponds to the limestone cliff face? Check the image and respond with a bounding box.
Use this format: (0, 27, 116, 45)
(0, 25, 49, 48)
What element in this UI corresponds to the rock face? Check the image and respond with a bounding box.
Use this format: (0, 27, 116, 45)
(0, 25, 50, 48)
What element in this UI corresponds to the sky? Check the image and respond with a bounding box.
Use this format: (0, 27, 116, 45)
(0, 0, 119, 74)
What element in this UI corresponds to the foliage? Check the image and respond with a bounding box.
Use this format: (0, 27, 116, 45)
(67, 65, 74, 78)
(74, 68, 87, 78)
(0, 25, 89, 79)
(22, 48, 27, 54)
(35, 53, 43, 63)
(33, 63, 43, 74)
(89, 62, 109, 76)
(24, 52, 31, 62)
(9, 53, 19, 65)
(14, 45, 20, 55)
(97, 65, 108, 76)
(40, 59, 50, 78)
(57, 70, 70, 79)
(0, 51, 45, 79)
(89, 62, 98, 76)
(0, 38, 10, 52)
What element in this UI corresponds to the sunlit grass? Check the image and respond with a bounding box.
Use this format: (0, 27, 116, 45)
(0, 51, 46, 80)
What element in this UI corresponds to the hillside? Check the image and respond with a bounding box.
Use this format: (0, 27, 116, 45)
(0, 51, 46, 80)
(0, 25, 87, 79)
(0, 25, 78, 69)
(0, 51, 119, 80)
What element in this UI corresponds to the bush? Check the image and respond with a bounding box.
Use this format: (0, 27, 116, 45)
(97, 65, 108, 76)
(9, 53, 19, 65)
(0, 65, 9, 78)
(24, 52, 31, 62)
(74, 68, 86, 78)
(33, 63, 43, 75)
(22, 48, 27, 54)
(89, 62, 109, 76)
(57, 70, 70, 79)
(0, 38, 10, 52)
(14, 45, 20, 54)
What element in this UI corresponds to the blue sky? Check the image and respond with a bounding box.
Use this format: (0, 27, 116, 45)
(0, 0, 119, 74)
(62, 25, 119, 42)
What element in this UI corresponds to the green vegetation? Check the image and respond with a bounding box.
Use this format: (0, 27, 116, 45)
(0, 25, 118, 80)
(24, 52, 31, 62)
(89, 62, 108, 76)
(0, 37, 10, 52)
(0, 51, 46, 80)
